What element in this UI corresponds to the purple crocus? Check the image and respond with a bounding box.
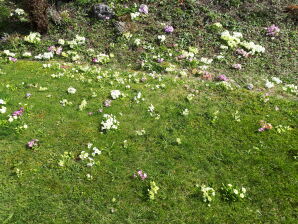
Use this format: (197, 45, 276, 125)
(56, 47, 63, 55)
(27, 139, 39, 149)
(48, 46, 56, 52)
(265, 25, 280, 37)
(165, 25, 174, 33)
(133, 170, 148, 180)
(8, 57, 17, 62)
(139, 4, 149, 14)
(92, 58, 99, 63)
(216, 74, 228, 81)
(12, 107, 24, 117)
(157, 58, 164, 63)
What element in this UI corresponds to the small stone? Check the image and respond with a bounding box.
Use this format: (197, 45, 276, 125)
(246, 84, 254, 90)
(92, 4, 114, 20)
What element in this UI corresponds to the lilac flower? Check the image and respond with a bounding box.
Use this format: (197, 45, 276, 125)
(92, 58, 99, 63)
(157, 58, 164, 63)
(258, 127, 265, 132)
(48, 46, 56, 52)
(236, 49, 249, 58)
(56, 47, 62, 55)
(12, 107, 24, 117)
(133, 170, 148, 180)
(265, 25, 280, 37)
(8, 57, 17, 62)
(232, 64, 242, 70)
(216, 74, 228, 81)
(139, 4, 149, 14)
(27, 139, 39, 149)
(258, 120, 273, 132)
(164, 25, 174, 33)
(103, 99, 112, 107)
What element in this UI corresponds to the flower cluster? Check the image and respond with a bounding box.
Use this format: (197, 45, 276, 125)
(164, 25, 174, 33)
(24, 32, 41, 44)
(148, 181, 159, 200)
(110, 90, 121, 99)
(135, 129, 146, 136)
(258, 120, 273, 132)
(220, 30, 242, 48)
(10, 8, 28, 22)
(240, 41, 265, 55)
(66, 35, 86, 48)
(78, 143, 101, 167)
(67, 87, 77, 94)
(3, 50, 16, 57)
(8, 107, 24, 122)
(233, 110, 241, 122)
(27, 139, 39, 149)
(130, 12, 140, 20)
(232, 63, 242, 70)
(139, 4, 149, 14)
(236, 48, 250, 58)
(0, 106, 6, 114)
(100, 114, 119, 132)
(220, 184, 246, 202)
(35, 52, 54, 60)
(265, 25, 280, 37)
(92, 53, 111, 64)
(60, 99, 72, 106)
(48, 46, 63, 55)
(275, 125, 293, 133)
(283, 84, 298, 95)
(0, 99, 6, 114)
(157, 35, 166, 42)
(58, 151, 74, 167)
(221, 30, 265, 54)
(148, 104, 160, 119)
(216, 74, 228, 81)
(201, 185, 216, 206)
(133, 170, 148, 180)
(10, 8, 25, 16)
(78, 99, 87, 111)
(182, 108, 189, 116)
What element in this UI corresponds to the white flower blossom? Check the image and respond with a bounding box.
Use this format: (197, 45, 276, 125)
(101, 114, 119, 132)
(265, 80, 275, 89)
(67, 87, 77, 94)
(0, 106, 7, 114)
(111, 90, 121, 99)
(272, 77, 282, 84)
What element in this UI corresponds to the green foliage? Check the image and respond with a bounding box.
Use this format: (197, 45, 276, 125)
(0, 61, 297, 223)
(0, 2, 10, 31)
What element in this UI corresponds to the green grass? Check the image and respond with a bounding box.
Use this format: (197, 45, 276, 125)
(0, 61, 297, 223)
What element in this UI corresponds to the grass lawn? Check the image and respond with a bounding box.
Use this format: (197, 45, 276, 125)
(0, 60, 297, 223)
